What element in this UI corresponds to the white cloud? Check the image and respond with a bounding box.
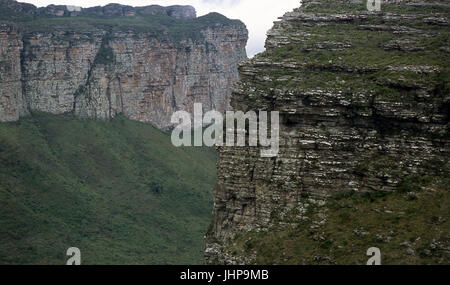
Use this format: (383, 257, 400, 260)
(20, 0, 301, 57)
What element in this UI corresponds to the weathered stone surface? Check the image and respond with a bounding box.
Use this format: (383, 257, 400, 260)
(0, 24, 27, 121)
(0, 2, 248, 129)
(206, 0, 449, 264)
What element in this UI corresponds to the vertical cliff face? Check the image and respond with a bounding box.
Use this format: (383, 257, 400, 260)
(0, 1, 248, 129)
(20, 24, 247, 129)
(206, 0, 449, 264)
(0, 24, 27, 121)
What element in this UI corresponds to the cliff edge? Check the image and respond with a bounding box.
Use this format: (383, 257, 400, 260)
(206, 0, 449, 265)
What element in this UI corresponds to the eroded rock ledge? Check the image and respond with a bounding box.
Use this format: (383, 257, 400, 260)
(206, 0, 449, 264)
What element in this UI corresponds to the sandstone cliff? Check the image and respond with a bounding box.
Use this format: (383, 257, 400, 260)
(0, 1, 248, 129)
(206, 0, 449, 264)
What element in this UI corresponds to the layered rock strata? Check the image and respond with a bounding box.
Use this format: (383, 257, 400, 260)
(206, 0, 449, 264)
(0, 1, 248, 129)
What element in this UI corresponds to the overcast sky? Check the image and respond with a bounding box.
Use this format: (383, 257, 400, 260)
(21, 0, 301, 57)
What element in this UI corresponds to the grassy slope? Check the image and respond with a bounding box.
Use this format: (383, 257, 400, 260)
(229, 180, 449, 265)
(0, 112, 216, 264)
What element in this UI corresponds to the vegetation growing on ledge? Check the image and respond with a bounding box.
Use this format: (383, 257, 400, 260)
(226, 170, 449, 265)
(302, 0, 450, 14)
(93, 35, 115, 66)
(246, 10, 449, 107)
(1, 8, 245, 43)
(0, 112, 217, 264)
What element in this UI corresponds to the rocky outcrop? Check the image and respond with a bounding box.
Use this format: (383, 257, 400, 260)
(206, 0, 449, 264)
(0, 24, 27, 121)
(0, 1, 248, 128)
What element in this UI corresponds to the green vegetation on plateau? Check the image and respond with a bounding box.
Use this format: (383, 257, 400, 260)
(260, 23, 450, 99)
(0, 5, 243, 43)
(0, 112, 217, 264)
(229, 174, 449, 265)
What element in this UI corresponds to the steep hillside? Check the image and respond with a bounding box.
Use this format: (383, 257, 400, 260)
(0, 113, 216, 264)
(206, 0, 449, 264)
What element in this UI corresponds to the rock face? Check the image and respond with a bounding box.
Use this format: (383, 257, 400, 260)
(0, 1, 248, 129)
(0, 24, 27, 121)
(206, 0, 449, 264)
